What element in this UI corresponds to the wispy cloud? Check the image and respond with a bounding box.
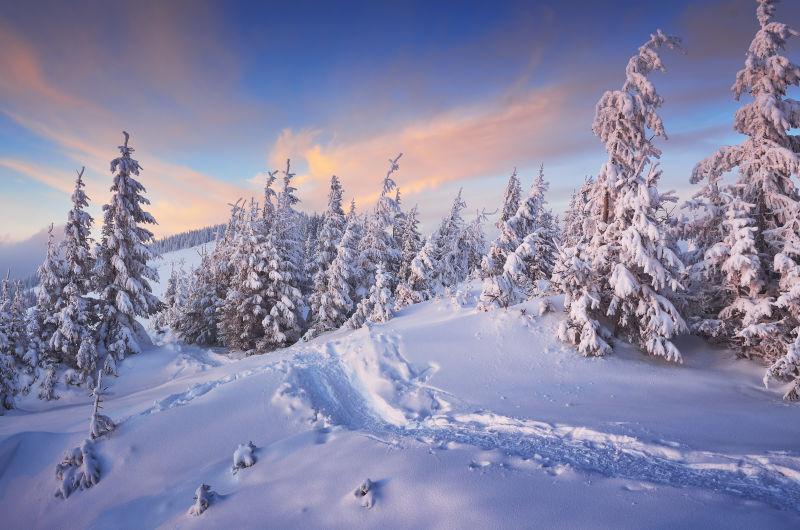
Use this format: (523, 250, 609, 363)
(267, 80, 602, 213)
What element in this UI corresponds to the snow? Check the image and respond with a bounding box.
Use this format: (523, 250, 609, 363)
(1, 247, 799, 528)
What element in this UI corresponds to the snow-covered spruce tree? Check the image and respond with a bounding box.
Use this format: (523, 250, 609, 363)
(182, 199, 246, 346)
(368, 263, 394, 324)
(218, 200, 271, 353)
(478, 166, 555, 309)
(8, 285, 31, 373)
(304, 211, 363, 339)
(679, 165, 729, 337)
(347, 262, 394, 328)
(358, 154, 403, 292)
(702, 191, 769, 346)
(553, 178, 593, 298)
(259, 160, 305, 351)
(560, 30, 685, 361)
(94, 132, 160, 363)
(152, 264, 187, 334)
(552, 243, 612, 356)
(262, 169, 278, 228)
(481, 167, 545, 280)
(308, 176, 346, 326)
(30, 225, 65, 368)
(396, 205, 423, 286)
(500, 168, 522, 225)
(176, 252, 223, 345)
(691, 2, 800, 392)
(51, 168, 97, 386)
(457, 209, 490, 279)
(396, 190, 467, 307)
(0, 280, 16, 410)
(392, 188, 406, 247)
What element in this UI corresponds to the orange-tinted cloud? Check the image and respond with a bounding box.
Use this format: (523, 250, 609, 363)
(0, 158, 74, 195)
(0, 22, 83, 108)
(267, 81, 599, 214)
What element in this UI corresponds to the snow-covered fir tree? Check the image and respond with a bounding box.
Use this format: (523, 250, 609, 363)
(176, 201, 243, 346)
(308, 175, 346, 327)
(0, 279, 17, 410)
(152, 264, 187, 334)
(396, 205, 423, 286)
(392, 188, 406, 246)
(358, 154, 403, 292)
(397, 190, 467, 307)
(94, 132, 160, 364)
(557, 30, 686, 361)
(218, 200, 272, 354)
(50, 168, 97, 386)
(262, 169, 278, 228)
(478, 166, 556, 309)
(304, 207, 363, 339)
(499, 168, 522, 225)
(29, 225, 64, 371)
(702, 191, 768, 348)
(347, 262, 394, 329)
(368, 263, 394, 324)
(679, 174, 729, 338)
(552, 243, 612, 356)
(690, 1, 800, 396)
(457, 208, 490, 279)
(176, 255, 220, 345)
(8, 285, 30, 373)
(259, 160, 305, 351)
(552, 178, 593, 297)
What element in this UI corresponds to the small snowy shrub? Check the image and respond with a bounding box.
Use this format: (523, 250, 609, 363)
(353, 478, 375, 508)
(89, 374, 115, 440)
(188, 483, 214, 516)
(55, 440, 100, 499)
(232, 441, 257, 472)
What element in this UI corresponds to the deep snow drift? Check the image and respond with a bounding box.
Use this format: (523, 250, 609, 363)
(1, 247, 799, 529)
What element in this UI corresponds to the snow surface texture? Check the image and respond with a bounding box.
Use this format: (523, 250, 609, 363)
(1, 249, 799, 528)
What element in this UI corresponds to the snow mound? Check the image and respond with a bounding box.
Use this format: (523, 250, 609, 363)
(271, 312, 800, 513)
(274, 327, 449, 430)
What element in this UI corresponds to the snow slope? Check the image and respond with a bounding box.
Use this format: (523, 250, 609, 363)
(1, 248, 799, 529)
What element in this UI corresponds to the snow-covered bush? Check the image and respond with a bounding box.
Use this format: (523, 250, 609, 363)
(353, 478, 375, 508)
(89, 373, 115, 440)
(55, 440, 100, 499)
(188, 483, 214, 516)
(232, 441, 257, 472)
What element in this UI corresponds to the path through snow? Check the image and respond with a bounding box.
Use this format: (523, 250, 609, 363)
(274, 326, 800, 513)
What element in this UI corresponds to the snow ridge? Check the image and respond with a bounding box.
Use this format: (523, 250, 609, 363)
(277, 328, 800, 512)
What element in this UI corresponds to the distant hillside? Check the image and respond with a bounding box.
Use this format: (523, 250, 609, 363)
(150, 224, 224, 256)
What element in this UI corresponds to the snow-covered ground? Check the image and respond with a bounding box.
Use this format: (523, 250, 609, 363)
(1, 247, 799, 529)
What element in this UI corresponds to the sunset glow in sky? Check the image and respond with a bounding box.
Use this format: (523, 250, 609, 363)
(1, 0, 798, 264)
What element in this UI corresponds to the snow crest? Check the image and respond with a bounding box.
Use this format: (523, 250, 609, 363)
(274, 327, 448, 429)
(275, 328, 800, 512)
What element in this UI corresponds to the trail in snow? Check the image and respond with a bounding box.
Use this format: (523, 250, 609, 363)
(275, 327, 800, 513)
(139, 364, 276, 416)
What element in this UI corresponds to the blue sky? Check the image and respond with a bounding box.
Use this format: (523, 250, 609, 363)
(1, 0, 798, 274)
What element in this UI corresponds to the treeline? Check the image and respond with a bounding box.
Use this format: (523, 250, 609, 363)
(150, 224, 225, 256)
